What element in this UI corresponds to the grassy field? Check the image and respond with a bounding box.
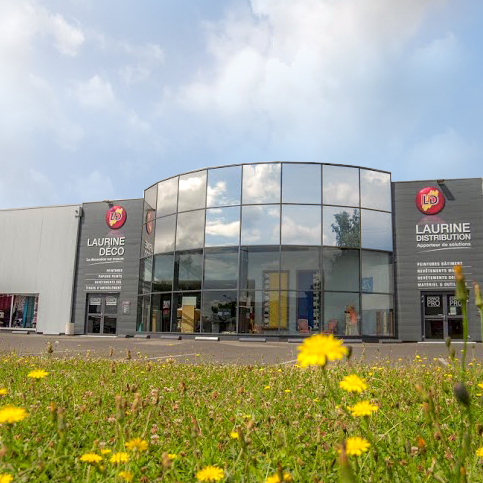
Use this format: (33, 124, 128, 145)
(0, 344, 482, 482)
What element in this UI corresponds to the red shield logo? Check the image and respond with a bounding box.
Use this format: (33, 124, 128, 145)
(106, 206, 127, 229)
(415, 187, 445, 215)
(145, 210, 154, 234)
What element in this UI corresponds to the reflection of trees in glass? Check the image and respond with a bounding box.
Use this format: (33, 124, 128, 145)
(331, 209, 360, 247)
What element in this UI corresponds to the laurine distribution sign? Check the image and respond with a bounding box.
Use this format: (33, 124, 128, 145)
(413, 186, 471, 289)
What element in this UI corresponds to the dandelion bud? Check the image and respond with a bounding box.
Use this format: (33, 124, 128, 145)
(474, 282, 483, 310)
(454, 266, 467, 303)
(131, 393, 141, 413)
(450, 348, 456, 359)
(454, 382, 470, 406)
(115, 395, 125, 422)
(109, 347, 114, 358)
(445, 337, 452, 348)
(49, 402, 57, 423)
(126, 350, 132, 360)
(46, 342, 53, 355)
(346, 345, 353, 361)
(110, 362, 116, 374)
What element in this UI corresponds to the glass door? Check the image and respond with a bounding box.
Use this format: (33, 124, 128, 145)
(86, 294, 118, 334)
(422, 292, 464, 340)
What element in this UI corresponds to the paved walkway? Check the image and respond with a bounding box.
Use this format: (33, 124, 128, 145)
(0, 333, 482, 365)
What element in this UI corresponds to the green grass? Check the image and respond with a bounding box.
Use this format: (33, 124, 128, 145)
(0, 351, 483, 482)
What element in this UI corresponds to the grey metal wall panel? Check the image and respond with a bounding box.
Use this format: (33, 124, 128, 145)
(394, 179, 483, 341)
(71, 200, 142, 334)
(0, 205, 80, 334)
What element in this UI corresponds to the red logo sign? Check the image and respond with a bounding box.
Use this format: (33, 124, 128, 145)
(106, 206, 127, 229)
(415, 187, 445, 215)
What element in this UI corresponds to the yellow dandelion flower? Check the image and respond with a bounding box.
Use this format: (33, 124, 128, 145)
(339, 374, 367, 393)
(348, 401, 379, 417)
(477, 383, 483, 390)
(118, 471, 133, 482)
(125, 438, 148, 452)
(284, 389, 291, 393)
(101, 449, 112, 454)
(297, 334, 348, 368)
(477, 447, 483, 458)
(0, 474, 13, 483)
(344, 437, 371, 456)
(80, 453, 103, 464)
(230, 432, 239, 439)
(264, 386, 270, 390)
(110, 452, 130, 464)
(196, 465, 224, 482)
(167, 453, 178, 459)
(27, 369, 49, 379)
(265, 472, 293, 483)
(0, 406, 28, 424)
(0, 389, 7, 396)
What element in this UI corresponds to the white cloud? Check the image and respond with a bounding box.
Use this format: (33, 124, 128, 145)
(49, 12, 84, 56)
(69, 170, 116, 203)
(75, 75, 115, 108)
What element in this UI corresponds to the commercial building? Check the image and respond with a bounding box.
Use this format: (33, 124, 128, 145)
(0, 162, 480, 341)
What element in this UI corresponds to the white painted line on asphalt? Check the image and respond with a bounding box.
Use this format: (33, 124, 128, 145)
(278, 359, 298, 365)
(143, 353, 199, 361)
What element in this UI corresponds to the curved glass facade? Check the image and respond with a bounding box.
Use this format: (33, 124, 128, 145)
(138, 163, 394, 338)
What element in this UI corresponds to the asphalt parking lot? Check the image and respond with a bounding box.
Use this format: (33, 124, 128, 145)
(0, 333, 482, 365)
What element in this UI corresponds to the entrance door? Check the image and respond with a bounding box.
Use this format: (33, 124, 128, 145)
(86, 294, 118, 334)
(422, 292, 464, 340)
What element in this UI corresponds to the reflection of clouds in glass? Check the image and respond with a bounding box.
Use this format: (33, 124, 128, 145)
(178, 171, 206, 211)
(154, 215, 175, 253)
(176, 211, 205, 250)
(157, 178, 178, 217)
(324, 182, 359, 206)
(361, 210, 392, 251)
(205, 207, 240, 246)
(243, 164, 280, 204)
(323, 166, 359, 207)
(207, 166, 241, 207)
(241, 205, 280, 244)
(144, 185, 157, 211)
(282, 206, 321, 245)
(360, 170, 391, 211)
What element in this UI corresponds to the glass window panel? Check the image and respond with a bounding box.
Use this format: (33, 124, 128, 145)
(282, 205, 321, 245)
(136, 295, 151, 332)
(281, 247, 321, 292)
(323, 248, 360, 292)
(241, 205, 280, 245)
(204, 248, 238, 289)
(172, 292, 201, 333)
(361, 210, 393, 251)
(324, 292, 360, 337)
(323, 207, 360, 247)
(205, 207, 240, 247)
(239, 247, 280, 291)
(153, 253, 174, 292)
(104, 296, 118, 315)
(151, 293, 172, 332)
(360, 170, 391, 211)
(323, 165, 359, 207)
(174, 251, 203, 291)
(361, 251, 393, 293)
(207, 166, 241, 207)
(202, 291, 238, 333)
(154, 215, 176, 254)
(286, 291, 321, 335)
(88, 295, 102, 314)
(282, 164, 321, 204)
(144, 184, 157, 220)
(242, 163, 281, 204)
(362, 294, 394, 336)
(178, 171, 206, 212)
(157, 178, 178, 218)
(0, 295, 12, 327)
(176, 210, 205, 251)
(139, 257, 153, 294)
(238, 291, 280, 334)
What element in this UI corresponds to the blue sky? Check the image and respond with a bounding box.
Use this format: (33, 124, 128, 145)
(1, 0, 482, 208)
